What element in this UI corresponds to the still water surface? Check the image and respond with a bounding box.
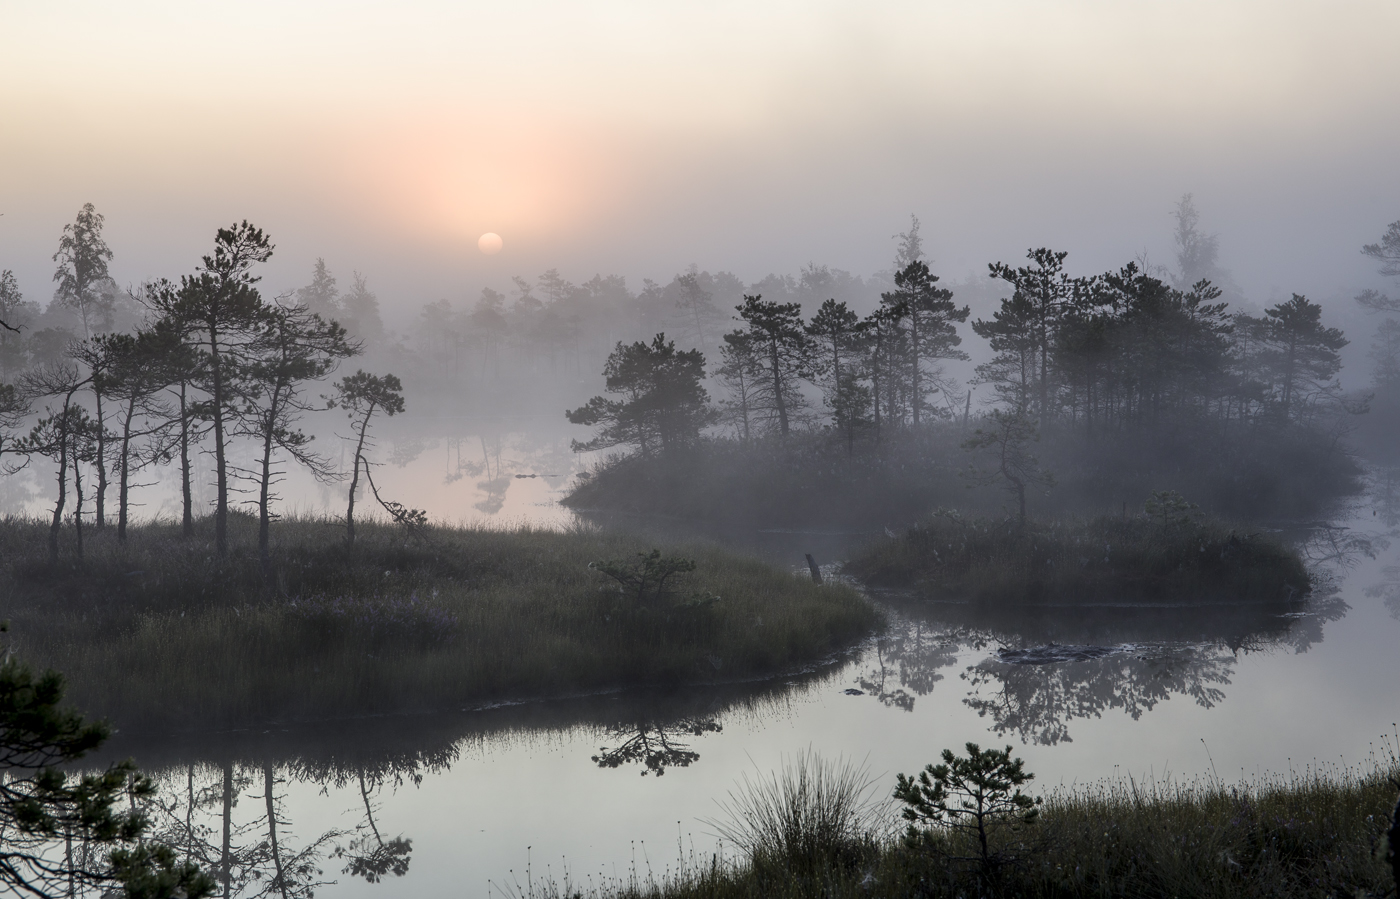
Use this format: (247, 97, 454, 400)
(52, 427, 1400, 897)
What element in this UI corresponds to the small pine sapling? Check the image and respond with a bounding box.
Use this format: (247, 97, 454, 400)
(589, 549, 698, 607)
(894, 742, 1042, 883)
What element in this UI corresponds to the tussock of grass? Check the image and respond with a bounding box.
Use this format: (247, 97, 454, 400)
(0, 515, 879, 732)
(844, 511, 1311, 604)
(515, 754, 1400, 899)
(707, 751, 888, 880)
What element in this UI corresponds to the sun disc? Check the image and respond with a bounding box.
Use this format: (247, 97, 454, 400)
(478, 232, 503, 255)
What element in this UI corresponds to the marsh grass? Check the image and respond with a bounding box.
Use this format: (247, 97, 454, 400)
(0, 515, 879, 731)
(707, 751, 889, 879)
(845, 511, 1311, 604)
(514, 748, 1400, 899)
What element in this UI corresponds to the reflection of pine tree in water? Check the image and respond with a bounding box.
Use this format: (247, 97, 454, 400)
(256, 762, 343, 899)
(144, 759, 341, 899)
(334, 771, 412, 883)
(962, 647, 1237, 746)
(292, 743, 457, 884)
(1369, 570, 1400, 620)
(592, 716, 722, 775)
(854, 587, 1349, 744)
(856, 620, 963, 711)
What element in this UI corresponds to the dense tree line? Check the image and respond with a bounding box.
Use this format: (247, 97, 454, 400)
(572, 209, 1355, 457)
(567, 206, 1368, 523)
(0, 206, 408, 561)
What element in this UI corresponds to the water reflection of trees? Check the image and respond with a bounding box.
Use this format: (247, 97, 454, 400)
(97, 671, 831, 896)
(147, 759, 342, 899)
(855, 586, 1349, 745)
(591, 716, 723, 775)
(133, 737, 462, 898)
(962, 645, 1236, 746)
(293, 744, 458, 884)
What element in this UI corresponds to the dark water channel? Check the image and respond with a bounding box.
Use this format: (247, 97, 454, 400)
(97, 499, 1400, 898)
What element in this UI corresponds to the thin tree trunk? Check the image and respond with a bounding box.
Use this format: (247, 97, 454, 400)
(910, 311, 921, 427)
(769, 342, 788, 436)
(220, 761, 233, 899)
(257, 381, 284, 574)
(264, 762, 289, 899)
(117, 396, 136, 542)
(359, 770, 384, 848)
(209, 322, 228, 557)
(180, 381, 194, 537)
(48, 409, 70, 563)
(73, 442, 85, 561)
(94, 387, 107, 528)
(258, 422, 275, 579)
(346, 404, 375, 547)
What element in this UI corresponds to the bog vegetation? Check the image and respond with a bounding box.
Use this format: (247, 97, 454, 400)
(844, 496, 1311, 605)
(0, 515, 878, 731)
(524, 745, 1400, 899)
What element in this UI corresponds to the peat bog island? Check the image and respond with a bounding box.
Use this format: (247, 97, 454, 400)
(3, 5, 1400, 897)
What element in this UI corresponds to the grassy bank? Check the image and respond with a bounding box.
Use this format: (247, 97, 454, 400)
(0, 516, 879, 732)
(844, 510, 1311, 604)
(532, 754, 1400, 899)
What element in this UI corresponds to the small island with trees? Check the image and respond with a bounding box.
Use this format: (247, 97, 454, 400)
(562, 210, 1361, 608)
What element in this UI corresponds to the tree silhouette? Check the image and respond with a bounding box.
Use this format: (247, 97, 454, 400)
(241, 304, 358, 570)
(331, 371, 406, 547)
(98, 324, 185, 542)
(0, 655, 214, 897)
(961, 409, 1053, 524)
(19, 363, 88, 561)
(149, 222, 275, 556)
(806, 297, 865, 435)
(881, 261, 968, 426)
(567, 334, 714, 457)
(0, 271, 36, 381)
(713, 330, 761, 443)
(1256, 294, 1347, 422)
(732, 295, 809, 437)
(988, 249, 1076, 420)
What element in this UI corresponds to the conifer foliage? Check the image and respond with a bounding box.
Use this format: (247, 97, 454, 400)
(0, 652, 213, 898)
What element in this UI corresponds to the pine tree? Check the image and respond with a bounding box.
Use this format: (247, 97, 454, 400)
(149, 223, 274, 556)
(732, 295, 809, 437)
(882, 261, 968, 426)
(567, 335, 714, 457)
(1257, 294, 1347, 422)
(332, 371, 406, 547)
(0, 654, 215, 898)
(241, 305, 358, 567)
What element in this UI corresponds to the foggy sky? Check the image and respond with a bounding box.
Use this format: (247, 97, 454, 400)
(2, 0, 1398, 325)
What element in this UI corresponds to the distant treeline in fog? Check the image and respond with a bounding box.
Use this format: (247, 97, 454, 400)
(2, 201, 1397, 542)
(564, 208, 1400, 525)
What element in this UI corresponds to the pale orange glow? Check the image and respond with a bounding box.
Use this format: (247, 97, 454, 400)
(0, 0, 1396, 303)
(478, 233, 503, 255)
